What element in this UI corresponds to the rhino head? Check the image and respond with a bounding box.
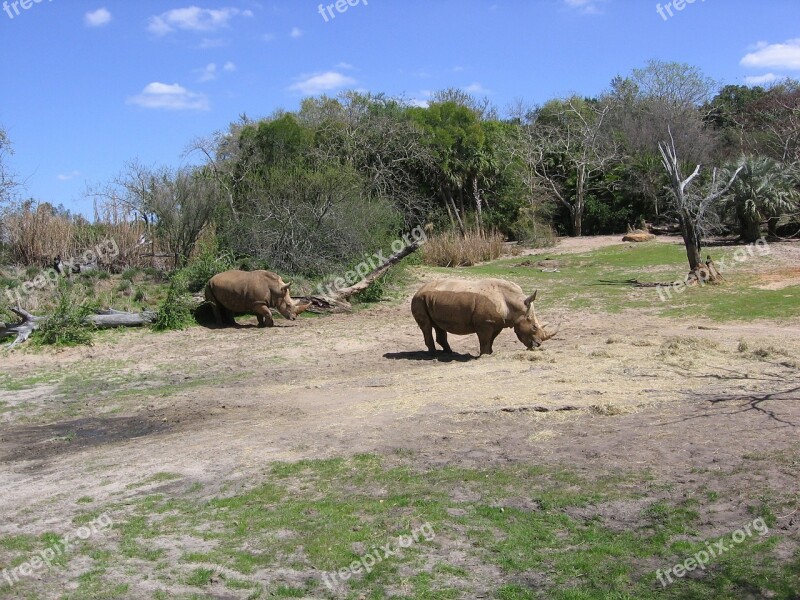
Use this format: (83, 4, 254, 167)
(275, 282, 312, 321)
(513, 290, 557, 349)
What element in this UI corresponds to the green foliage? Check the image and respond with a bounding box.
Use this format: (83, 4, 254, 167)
(33, 279, 94, 347)
(511, 207, 557, 247)
(354, 276, 385, 303)
(151, 272, 195, 332)
(178, 240, 235, 294)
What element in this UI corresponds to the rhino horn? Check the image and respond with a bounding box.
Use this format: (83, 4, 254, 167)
(293, 301, 312, 316)
(542, 324, 560, 341)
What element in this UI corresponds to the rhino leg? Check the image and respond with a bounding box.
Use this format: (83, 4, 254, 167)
(254, 304, 274, 328)
(411, 296, 437, 354)
(433, 326, 453, 353)
(477, 326, 502, 356)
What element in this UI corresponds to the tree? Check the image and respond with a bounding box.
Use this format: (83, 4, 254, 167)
(299, 92, 435, 226)
(724, 156, 799, 242)
(524, 96, 619, 236)
(117, 163, 221, 267)
(609, 62, 721, 221)
(410, 101, 489, 235)
(0, 127, 18, 206)
(659, 129, 743, 273)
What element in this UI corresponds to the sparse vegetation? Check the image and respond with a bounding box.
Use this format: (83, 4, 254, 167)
(421, 229, 505, 267)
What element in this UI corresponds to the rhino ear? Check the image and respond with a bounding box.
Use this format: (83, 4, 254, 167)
(524, 290, 538, 308)
(281, 283, 292, 293)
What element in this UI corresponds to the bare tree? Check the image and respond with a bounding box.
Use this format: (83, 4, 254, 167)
(115, 163, 222, 267)
(659, 129, 743, 275)
(525, 97, 620, 236)
(0, 127, 18, 207)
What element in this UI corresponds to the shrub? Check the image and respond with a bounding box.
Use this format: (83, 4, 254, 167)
(421, 229, 504, 267)
(33, 280, 94, 347)
(152, 273, 196, 331)
(354, 276, 386, 303)
(179, 243, 235, 294)
(511, 208, 558, 248)
(121, 268, 140, 281)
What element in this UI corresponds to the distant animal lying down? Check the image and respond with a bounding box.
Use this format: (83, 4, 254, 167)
(411, 278, 557, 356)
(204, 270, 311, 327)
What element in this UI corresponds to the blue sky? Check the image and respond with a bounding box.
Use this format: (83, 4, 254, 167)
(1, 0, 798, 216)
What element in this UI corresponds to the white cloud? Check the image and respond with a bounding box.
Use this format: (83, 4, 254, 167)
(336, 62, 355, 70)
(464, 82, 490, 94)
(223, 61, 236, 72)
(198, 63, 218, 82)
(289, 71, 356, 95)
(740, 39, 800, 70)
(148, 7, 253, 36)
(84, 7, 112, 27)
(744, 73, 780, 86)
(563, 0, 608, 15)
(127, 82, 210, 111)
(409, 99, 429, 108)
(262, 32, 276, 42)
(199, 38, 226, 49)
(290, 27, 303, 38)
(57, 170, 81, 181)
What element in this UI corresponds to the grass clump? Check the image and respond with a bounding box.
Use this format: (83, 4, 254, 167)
(33, 279, 95, 347)
(421, 229, 504, 267)
(152, 272, 195, 331)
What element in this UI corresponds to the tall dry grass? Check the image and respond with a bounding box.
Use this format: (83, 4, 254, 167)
(421, 229, 505, 267)
(1, 200, 149, 269)
(3, 202, 76, 265)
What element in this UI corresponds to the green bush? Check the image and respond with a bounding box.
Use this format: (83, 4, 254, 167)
(152, 273, 196, 331)
(33, 280, 94, 347)
(179, 243, 235, 293)
(354, 276, 385, 303)
(511, 208, 557, 247)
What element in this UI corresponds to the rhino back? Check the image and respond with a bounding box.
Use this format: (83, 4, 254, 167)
(415, 279, 516, 334)
(208, 270, 278, 312)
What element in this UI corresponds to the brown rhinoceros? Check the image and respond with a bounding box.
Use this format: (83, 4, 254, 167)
(204, 270, 310, 327)
(411, 278, 556, 356)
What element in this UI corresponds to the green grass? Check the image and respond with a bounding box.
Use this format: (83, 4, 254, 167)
(441, 241, 800, 321)
(6, 455, 786, 599)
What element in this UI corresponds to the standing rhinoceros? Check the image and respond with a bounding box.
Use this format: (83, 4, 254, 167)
(411, 278, 556, 356)
(204, 270, 310, 327)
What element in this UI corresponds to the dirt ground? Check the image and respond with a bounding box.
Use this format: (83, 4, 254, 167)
(1, 235, 798, 597)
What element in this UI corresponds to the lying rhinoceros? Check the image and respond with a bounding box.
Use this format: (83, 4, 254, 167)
(204, 270, 310, 327)
(411, 278, 556, 356)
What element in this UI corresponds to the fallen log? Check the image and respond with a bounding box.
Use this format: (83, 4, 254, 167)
(0, 308, 46, 348)
(1, 308, 156, 349)
(87, 309, 157, 329)
(294, 241, 422, 313)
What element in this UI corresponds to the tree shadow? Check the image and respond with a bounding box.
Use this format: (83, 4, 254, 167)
(383, 350, 477, 363)
(651, 364, 799, 427)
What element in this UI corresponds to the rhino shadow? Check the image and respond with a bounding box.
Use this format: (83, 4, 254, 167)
(383, 351, 477, 363)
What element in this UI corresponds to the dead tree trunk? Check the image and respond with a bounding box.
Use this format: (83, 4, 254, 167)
(659, 129, 742, 283)
(293, 241, 422, 312)
(1, 308, 156, 349)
